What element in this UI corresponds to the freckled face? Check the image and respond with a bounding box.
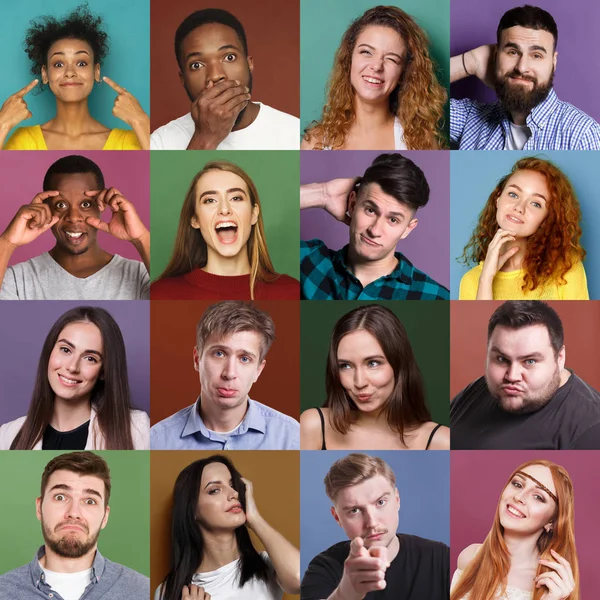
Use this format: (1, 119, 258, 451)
(337, 330, 395, 413)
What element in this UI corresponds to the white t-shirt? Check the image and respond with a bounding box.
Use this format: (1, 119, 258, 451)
(41, 565, 92, 600)
(323, 117, 407, 150)
(154, 553, 282, 600)
(505, 122, 532, 150)
(150, 103, 300, 150)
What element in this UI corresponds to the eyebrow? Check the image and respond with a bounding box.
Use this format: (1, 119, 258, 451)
(50, 50, 91, 58)
(49, 483, 102, 500)
(207, 344, 258, 360)
(340, 493, 390, 511)
(513, 473, 556, 501)
(357, 43, 403, 61)
(57, 338, 103, 359)
(503, 41, 548, 55)
(489, 346, 546, 361)
(199, 188, 247, 200)
(337, 354, 386, 363)
(185, 45, 241, 61)
(362, 199, 406, 219)
(203, 479, 233, 490)
(506, 184, 547, 202)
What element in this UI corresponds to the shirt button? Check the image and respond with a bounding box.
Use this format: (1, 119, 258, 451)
(49, 595, 53, 598)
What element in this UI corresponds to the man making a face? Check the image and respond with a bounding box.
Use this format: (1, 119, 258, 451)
(301, 453, 449, 600)
(300, 153, 448, 300)
(450, 5, 600, 150)
(0, 155, 150, 300)
(150, 300, 299, 450)
(0, 451, 149, 600)
(451, 301, 600, 449)
(151, 8, 299, 150)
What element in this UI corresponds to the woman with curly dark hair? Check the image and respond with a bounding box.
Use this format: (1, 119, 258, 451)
(459, 157, 588, 300)
(0, 3, 149, 150)
(301, 5, 446, 150)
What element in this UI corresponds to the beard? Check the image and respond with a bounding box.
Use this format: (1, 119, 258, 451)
(495, 68, 554, 115)
(42, 518, 102, 559)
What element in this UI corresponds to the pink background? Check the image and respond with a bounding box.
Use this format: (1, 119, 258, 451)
(451, 450, 600, 597)
(0, 151, 150, 264)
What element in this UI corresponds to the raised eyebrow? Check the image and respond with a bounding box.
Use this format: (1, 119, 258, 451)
(185, 45, 241, 62)
(56, 338, 103, 359)
(49, 484, 102, 499)
(50, 50, 91, 58)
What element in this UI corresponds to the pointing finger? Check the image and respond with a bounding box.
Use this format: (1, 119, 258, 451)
(350, 537, 367, 558)
(16, 79, 39, 97)
(102, 76, 126, 94)
(369, 545, 389, 567)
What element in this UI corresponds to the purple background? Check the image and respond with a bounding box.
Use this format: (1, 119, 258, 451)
(451, 451, 600, 597)
(450, 0, 600, 121)
(300, 151, 450, 288)
(0, 151, 150, 265)
(0, 301, 150, 425)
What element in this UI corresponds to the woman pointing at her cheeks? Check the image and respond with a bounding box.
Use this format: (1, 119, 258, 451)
(0, 4, 149, 150)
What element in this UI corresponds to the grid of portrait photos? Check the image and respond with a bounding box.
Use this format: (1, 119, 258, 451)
(0, 1, 598, 599)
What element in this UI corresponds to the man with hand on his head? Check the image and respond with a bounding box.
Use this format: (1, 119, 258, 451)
(301, 453, 449, 600)
(0, 154, 149, 300)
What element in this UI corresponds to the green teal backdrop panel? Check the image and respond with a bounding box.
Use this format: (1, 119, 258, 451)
(150, 151, 300, 279)
(300, 301, 450, 425)
(0, 0, 150, 141)
(300, 0, 450, 136)
(0, 451, 150, 576)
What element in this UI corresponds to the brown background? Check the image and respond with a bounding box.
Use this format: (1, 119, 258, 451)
(451, 301, 600, 397)
(150, 451, 300, 600)
(150, 0, 300, 131)
(150, 300, 300, 424)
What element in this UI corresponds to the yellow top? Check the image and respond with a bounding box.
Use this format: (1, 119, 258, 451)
(459, 260, 589, 300)
(3, 125, 141, 150)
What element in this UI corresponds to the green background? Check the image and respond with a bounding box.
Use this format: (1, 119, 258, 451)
(150, 151, 300, 280)
(0, 451, 150, 576)
(300, 301, 450, 426)
(300, 0, 450, 138)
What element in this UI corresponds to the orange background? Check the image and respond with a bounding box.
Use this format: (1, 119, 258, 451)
(150, 450, 300, 600)
(150, 300, 300, 424)
(450, 301, 600, 397)
(150, 0, 300, 131)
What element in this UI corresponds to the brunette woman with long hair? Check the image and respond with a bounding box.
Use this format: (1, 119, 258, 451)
(451, 460, 578, 600)
(0, 306, 149, 450)
(459, 158, 588, 300)
(301, 5, 446, 150)
(150, 161, 299, 300)
(300, 304, 449, 450)
(156, 455, 300, 600)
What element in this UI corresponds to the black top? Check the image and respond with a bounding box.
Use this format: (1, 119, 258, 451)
(315, 407, 442, 450)
(451, 371, 600, 449)
(42, 421, 90, 450)
(301, 533, 449, 600)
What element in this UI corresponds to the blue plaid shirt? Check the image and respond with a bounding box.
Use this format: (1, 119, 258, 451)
(450, 89, 600, 150)
(300, 239, 449, 300)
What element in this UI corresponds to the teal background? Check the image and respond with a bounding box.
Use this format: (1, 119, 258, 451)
(150, 151, 300, 280)
(0, 451, 150, 576)
(0, 0, 150, 141)
(300, 301, 450, 425)
(300, 0, 450, 137)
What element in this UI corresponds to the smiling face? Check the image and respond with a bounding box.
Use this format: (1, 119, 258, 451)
(499, 465, 557, 535)
(485, 324, 564, 414)
(348, 183, 418, 262)
(196, 462, 246, 533)
(350, 25, 406, 105)
(36, 470, 109, 558)
(332, 475, 399, 550)
(337, 330, 395, 413)
(47, 321, 104, 404)
(496, 170, 549, 238)
(191, 169, 259, 265)
(495, 26, 557, 114)
(42, 38, 100, 102)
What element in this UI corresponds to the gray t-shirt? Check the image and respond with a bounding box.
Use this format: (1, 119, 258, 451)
(0, 252, 149, 300)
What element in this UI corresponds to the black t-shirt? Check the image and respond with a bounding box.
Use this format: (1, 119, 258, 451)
(42, 421, 90, 450)
(301, 534, 449, 600)
(451, 372, 600, 449)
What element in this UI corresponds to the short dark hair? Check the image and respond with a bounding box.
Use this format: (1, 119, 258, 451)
(487, 301, 564, 356)
(174, 9, 248, 70)
(356, 153, 430, 212)
(497, 5, 558, 49)
(43, 155, 105, 190)
(40, 451, 111, 506)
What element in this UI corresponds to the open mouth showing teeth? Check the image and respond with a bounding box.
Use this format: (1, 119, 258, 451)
(58, 374, 81, 385)
(507, 505, 526, 518)
(65, 232, 84, 239)
(215, 222, 238, 243)
(363, 76, 383, 84)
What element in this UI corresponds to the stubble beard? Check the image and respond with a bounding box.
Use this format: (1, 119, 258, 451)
(495, 68, 555, 116)
(42, 519, 101, 559)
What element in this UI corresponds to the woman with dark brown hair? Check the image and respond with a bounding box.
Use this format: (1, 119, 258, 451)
(301, 5, 446, 150)
(151, 161, 299, 300)
(300, 304, 448, 450)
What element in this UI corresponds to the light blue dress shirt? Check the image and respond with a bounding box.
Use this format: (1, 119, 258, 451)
(150, 397, 300, 450)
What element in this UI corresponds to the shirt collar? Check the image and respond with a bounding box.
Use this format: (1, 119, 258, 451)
(31, 546, 105, 588)
(334, 244, 412, 285)
(499, 88, 559, 131)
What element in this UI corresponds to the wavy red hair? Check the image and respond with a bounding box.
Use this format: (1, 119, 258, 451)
(451, 460, 579, 600)
(461, 157, 585, 292)
(304, 5, 446, 150)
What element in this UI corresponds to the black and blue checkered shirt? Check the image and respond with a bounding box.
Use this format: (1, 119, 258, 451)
(300, 239, 449, 300)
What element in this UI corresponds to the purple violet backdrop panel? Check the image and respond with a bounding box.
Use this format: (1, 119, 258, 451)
(300, 150, 450, 288)
(0, 300, 150, 425)
(450, 0, 600, 122)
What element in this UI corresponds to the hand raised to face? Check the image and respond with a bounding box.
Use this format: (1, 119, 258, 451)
(103, 76, 148, 128)
(0, 79, 38, 132)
